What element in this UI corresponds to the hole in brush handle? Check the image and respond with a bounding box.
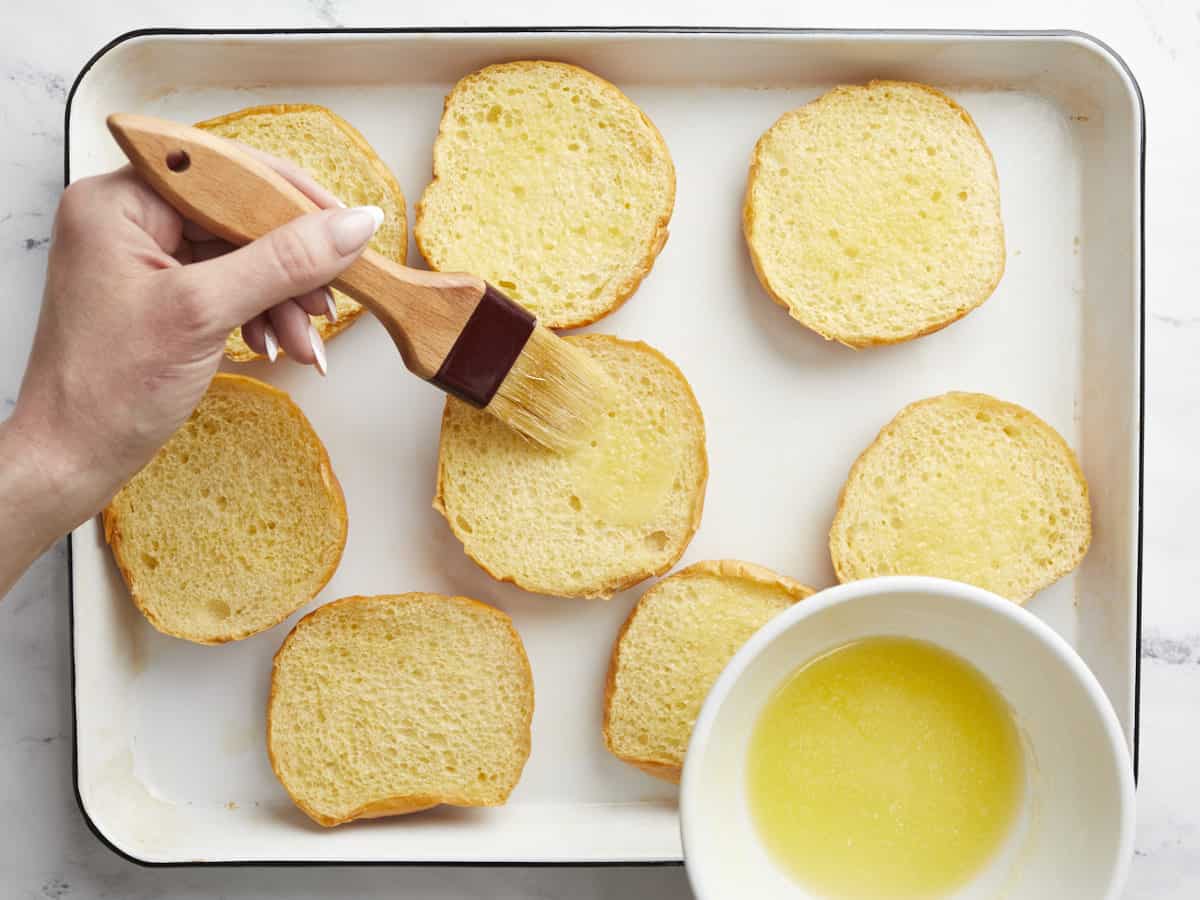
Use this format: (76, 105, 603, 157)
(166, 150, 190, 172)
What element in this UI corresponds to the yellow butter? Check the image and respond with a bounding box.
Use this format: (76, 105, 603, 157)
(570, 408, 679, 527)
(748, 637, 1024, 899)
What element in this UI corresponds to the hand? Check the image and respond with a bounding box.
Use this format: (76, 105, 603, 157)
(2, 151, 382, 567)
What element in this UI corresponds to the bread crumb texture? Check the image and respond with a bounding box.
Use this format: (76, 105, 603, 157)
(745, 81, 1005, 347)
(435, 335, 707, 598)
(268, 593, 534, 827)
(829, 392, 1091, 602)
(603, 561, 813, 782)
(416, 61, 675, 328)
(102, 374, 347, 643)
(196, 104, 407, 360)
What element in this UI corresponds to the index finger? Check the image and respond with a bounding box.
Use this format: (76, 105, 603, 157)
(232, 142, 343, 210)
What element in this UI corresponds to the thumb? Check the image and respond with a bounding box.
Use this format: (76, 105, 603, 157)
(183, 205, 383, 329)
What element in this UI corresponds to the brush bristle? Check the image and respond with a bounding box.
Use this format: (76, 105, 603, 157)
(485, 326, 614, 453)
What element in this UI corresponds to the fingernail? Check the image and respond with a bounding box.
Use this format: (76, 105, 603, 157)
(263, 323, 279, 363)
(323, 289, 338, 323)
(308, 323, 328, 376)
(330, 205, 383, 255)
(334, 198, 347, 209)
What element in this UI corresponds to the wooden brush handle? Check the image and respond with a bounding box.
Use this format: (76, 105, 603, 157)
(106, 112, 484, 379)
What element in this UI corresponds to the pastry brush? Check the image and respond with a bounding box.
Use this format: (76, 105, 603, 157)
(106, 112, 610, 454)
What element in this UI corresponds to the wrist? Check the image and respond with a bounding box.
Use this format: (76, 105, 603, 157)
(0, 411, 98, 543)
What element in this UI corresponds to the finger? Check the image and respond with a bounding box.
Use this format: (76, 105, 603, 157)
(234, 143, 343, 209)
(268, 301, 317, 365)
(180, 205, 382, 329)
(240, 314, 273, 360)
(294, 287, 334, 319)
(85, 166, 186, 255)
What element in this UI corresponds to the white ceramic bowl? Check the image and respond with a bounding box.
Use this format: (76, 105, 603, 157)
(680, 576, 1135, 900)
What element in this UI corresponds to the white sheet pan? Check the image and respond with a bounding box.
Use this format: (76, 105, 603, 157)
(65, 28, 1144, 865)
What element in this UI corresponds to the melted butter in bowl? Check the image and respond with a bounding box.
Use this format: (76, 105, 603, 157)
(680, 578, 1135, 900)
(747, 636, 1025, 899)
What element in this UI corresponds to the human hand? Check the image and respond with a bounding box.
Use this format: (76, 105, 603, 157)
(6, 150, 383, 544)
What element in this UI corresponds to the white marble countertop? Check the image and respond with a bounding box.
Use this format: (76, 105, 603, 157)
(1, 0, 1196, 897)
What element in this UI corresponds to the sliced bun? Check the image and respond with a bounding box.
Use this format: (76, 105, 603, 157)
(434, 334, 707, 599)
(196, 103, 407, 360)
(416, 61, 675, 328)
(744, 81, 1005, 347)
(268, 593, 534, 827)
(603, 560, 814, 782)
(102, 374, 347, 643)
(829, 392, 1091, 602)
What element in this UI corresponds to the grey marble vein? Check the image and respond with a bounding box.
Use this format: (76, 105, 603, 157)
(14, 733, 67, 745)
(1153, 313, 1200, 328)
(1142, 633, 1198, 665)
(4, 61, 67, 100)
(1135, 0, 1180, 61)
(310, 0, 344, 28)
